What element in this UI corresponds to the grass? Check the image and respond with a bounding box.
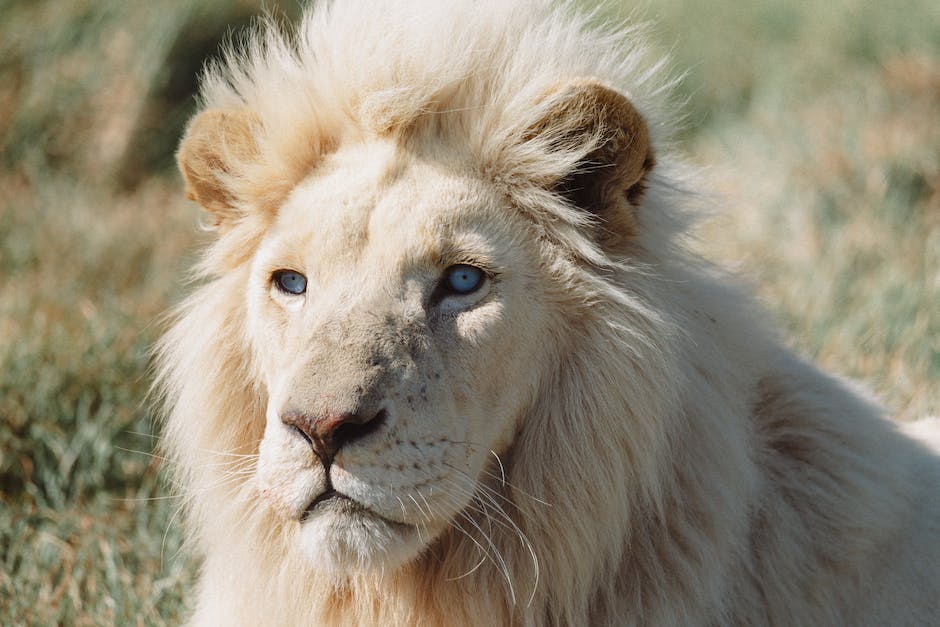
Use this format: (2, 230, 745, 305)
(1, 0, 937, 623)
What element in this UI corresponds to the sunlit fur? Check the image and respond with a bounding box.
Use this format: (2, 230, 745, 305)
(156, 1, 940, 624)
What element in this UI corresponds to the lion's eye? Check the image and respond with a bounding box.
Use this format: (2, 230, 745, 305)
(444, 264, 485, 295)
(272, 270, 307, 295)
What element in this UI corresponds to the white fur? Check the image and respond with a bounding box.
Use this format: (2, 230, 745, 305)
(157, 1, 940, 624)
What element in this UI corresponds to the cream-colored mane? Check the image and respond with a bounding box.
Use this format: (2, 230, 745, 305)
(157, 1, 940, 625)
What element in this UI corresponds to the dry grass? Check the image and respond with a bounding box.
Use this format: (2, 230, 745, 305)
(0, 174, 199, 623)
(677, 13, 940, 420)
(1, 1, 937, 623)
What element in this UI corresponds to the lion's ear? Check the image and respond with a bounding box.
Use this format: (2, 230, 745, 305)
(177, 108, 260, 230)
(536, 79, 655, 242)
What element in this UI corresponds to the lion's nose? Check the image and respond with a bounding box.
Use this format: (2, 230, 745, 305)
(281, 407, 387, 466)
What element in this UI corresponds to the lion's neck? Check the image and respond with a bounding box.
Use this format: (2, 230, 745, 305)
(195, 532, 516, 625)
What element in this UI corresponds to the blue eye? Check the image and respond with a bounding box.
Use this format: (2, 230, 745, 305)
(445, 264, 485, 295)
(273, 270, 307, 295)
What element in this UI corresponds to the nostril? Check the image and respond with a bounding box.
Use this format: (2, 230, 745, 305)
(288, 423, 313, 447)
(332, 408, 387, 450)
(282, 410, 316, 445)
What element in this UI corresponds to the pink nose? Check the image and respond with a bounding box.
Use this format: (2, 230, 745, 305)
(314, 411, 362, 441)
(281, 408, 387, 465)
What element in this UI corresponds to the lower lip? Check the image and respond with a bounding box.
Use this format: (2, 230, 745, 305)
(301, 490, 357, 520)
(299, 494, 415, 533)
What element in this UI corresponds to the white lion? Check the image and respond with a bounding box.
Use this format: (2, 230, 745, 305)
(157, 1, 940, 624)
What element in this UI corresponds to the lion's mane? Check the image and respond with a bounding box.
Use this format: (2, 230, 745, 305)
(157, 1, 940, 624)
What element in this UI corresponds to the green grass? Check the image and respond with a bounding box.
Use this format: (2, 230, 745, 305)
(1, 1, 938, 623)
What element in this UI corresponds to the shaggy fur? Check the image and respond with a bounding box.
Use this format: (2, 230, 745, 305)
(157, 1, 940, 624)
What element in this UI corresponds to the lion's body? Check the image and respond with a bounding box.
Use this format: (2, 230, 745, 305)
(158, 1, 940, 624)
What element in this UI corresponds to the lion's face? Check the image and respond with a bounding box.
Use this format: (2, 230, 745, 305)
(246, 140, 552, 572)
(175, 74, 653, 579)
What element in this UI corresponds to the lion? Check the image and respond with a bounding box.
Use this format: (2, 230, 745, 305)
(156, 1, 940, 624)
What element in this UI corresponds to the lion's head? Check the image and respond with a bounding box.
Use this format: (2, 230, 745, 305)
(179, 78, 655, 570)
(159, 1, 695, 623)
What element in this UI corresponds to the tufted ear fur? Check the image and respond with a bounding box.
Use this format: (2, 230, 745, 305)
(537, 79, 655, 243)
(177, 108, 260, 230)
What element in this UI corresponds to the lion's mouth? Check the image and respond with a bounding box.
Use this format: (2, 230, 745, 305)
(301, 489, 356, 521)
(300, 489, 414, 533)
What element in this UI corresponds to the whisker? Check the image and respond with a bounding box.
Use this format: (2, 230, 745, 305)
(442, 473, 541, 607)
(113, 494, 186, 503)
(455, 508, 516, 605)
(114, 445, 168, 462)
(442, 461, 551, 510)
(490, 450, 507, 487)
(407, 494, 429, 545)
(429, 476, 519, 604)
(123, 430, 160, 439)
(440, 458, 552, 508)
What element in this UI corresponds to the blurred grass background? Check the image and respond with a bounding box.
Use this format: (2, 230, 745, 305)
(1, 0, 937, 623)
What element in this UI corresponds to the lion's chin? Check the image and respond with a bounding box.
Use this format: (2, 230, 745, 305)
(297, 494, 426, 577)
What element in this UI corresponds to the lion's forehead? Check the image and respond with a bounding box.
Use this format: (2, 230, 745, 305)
(266, 140, 524, 280)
